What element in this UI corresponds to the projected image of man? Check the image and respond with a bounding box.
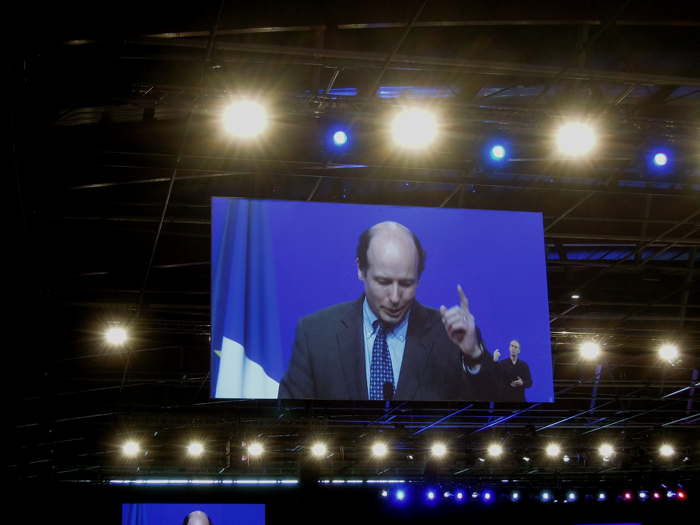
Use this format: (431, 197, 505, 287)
(493, 339, 533, 402)
(278, 221, 501, 401)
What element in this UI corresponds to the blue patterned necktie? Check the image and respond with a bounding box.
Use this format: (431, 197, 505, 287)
(369, 320, 394, 400)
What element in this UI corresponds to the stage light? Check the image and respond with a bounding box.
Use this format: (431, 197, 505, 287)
(395, 489, 406, 501)
(522, 456, 531, 463)
(121, 440, 140, 458)
(540, 490, 551, 502)
(659, 443, 675, 458)
(545, 443, 562, 458)
(222, 100, 268, 138)
(658, 343, 680, 363)
(332, 130, 348, 146)
(566, 491, 577, 502)
(487, 443, 504, 458)
(511, 491, 520, 502)
(652, 491, 661, 500)
(571, 294, 581, 300)
(677, 489, 687, 500)
(310, 441, 328, 458)
(247, 441, 264, 458)
(472, 491, 479, 499)
(371, 441, 389, 458)
(562, 454, 571, 463)
(455, 491, 464, 501)
(105, 326, 128, 347)
(430, 442, 448, 458)
(555, 121, 598, 157)
(390, 107, 438, 149)
(381, 489, 388, 498)
(490, 144, 507, 161)
(598, 443, 615, 459)
(579, 341, 601, 361)
(639, 491, 649, 501)
(623, 491, 633, 501)
(666, 490, 675, 499)
(482, 490, 494, 502)
(653, 152, 668, 166)
(186, 441, 204, 458)
(443, 491, 451, 499)
(426, 489, 436, 501)
(597, 491, 607, 502)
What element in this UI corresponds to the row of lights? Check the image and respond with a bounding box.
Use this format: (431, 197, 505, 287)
(105, 325, 683, 364)
(220, 99, 678, 167)
(120, 439, 681, 461)
(576, 340, 681, 363)
(383, 487, 688, 504)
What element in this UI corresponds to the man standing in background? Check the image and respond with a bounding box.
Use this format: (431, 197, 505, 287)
(493, 339, 532, 402)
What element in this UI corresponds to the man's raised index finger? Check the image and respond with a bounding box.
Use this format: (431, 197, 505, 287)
(457, 284, 469, 310)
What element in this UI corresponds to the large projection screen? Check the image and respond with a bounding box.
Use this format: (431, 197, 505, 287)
(212, 197, 553, 402)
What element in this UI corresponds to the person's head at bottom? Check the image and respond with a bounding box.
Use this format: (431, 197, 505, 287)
(183, 511, 212, 525)
(356, 221, 426, 327)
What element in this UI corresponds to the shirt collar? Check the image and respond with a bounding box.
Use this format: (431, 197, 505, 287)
(362, 297, 409, 342)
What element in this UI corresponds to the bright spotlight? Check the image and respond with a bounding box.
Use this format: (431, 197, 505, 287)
(310, 441, 328, 458)
(623, 491, 633, 502)
(639, 491, 649, 501)
(490, 144, 507, 160)
(653, 152, 668, 166)
(247, 441, 264, 458)
(455, 491, 464, 501)
(381, 489, 388, 498)
(186, 441, 204, 457)
(222, 100, 268, 138)
(658, 343, 680, 363)
(332, 130, 348, 146)
(659, 443, 675, 458)
(562, 454, 571, 463)
(431, 442, 448, 458)
(371, 441, 389, 458)
(545, 443, 562, 458)
(105, 326, 128, 347)
(511, 491, 520, 502)
(540, 490, 551, 502)
(426, 490, 436, 501)
(555, 121, 598, 157)
(443, 491, 451, 499)
(597, 492, 607, 502)
(487, 443, 504, 458)
(395, 489, 406, 501)
(579, 341, 601, 361)
(482, 490, 494, 502)
(598, 443, 615, 459)
(566, 491, 577, 502)
(677, 489, 687, 501)
(121, 440, 140, 458)
(390, 107, 438, 149)
(652, 491, 661, 500)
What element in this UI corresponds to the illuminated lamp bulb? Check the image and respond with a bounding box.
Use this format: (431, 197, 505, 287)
(598, 443, 615, 459)
(490, 144, 507, 161)
(659, 443, 675, 458)
(653, 152, 668, 166)
(545, 443, 562, 458)
(371, 441, 388, 458)
(105, 326, 128, 347)
(487, 443, 504, 458)
(555, 121, 598, 157)
(186, 441, 204, 457)
(247, 441, 264, 458)
(222, 100, 268, 138)
(430, 442, 448, 458)
(579, 341, 601, 361)
(121, 440, 140, 458)
(332, 130, 348, 146)
(658, 343, 680, 363)
(390, 108, 438, 149)
(310, 442, 328, 458)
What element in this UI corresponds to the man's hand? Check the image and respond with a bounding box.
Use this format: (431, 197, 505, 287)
(440, 284, 480, 359)
(493, 349, 501, 362)
(510, 377, 524, 388)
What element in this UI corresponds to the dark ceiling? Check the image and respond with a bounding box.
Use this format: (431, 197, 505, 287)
(10, 0, 699, 485)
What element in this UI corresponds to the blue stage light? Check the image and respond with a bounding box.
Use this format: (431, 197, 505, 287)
(490, 144, 507, 161)
(597, 492, 607, 502)
(396, 489, 406, 501)
(540, 490, 551, 502)
(333, 130, 348, 146)
(455, 491, 464, 501)
(511, 491, 520, 502)
(566, 491, 577, 502)
(639, 491, 649, 501)
(653, 152, 668, 166)
(482, 490, 494, 503)
(426, 490, 436, 501)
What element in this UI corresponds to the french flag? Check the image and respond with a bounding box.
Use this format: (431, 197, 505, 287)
(211, 198, 283, 398)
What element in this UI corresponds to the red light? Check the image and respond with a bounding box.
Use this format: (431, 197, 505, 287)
(677, 490, 687, 500)
(623, 492, 633, 501)
(652, 492, 661, 500)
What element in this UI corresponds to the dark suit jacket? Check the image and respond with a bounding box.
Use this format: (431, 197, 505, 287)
(278, 298, 502, 401)
(496, 358, 533, 402)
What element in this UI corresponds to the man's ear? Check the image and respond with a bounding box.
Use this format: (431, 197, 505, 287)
(356, 258, 365, 281)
